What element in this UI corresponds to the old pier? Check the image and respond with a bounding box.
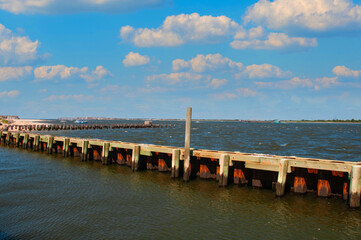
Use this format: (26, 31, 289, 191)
(0, 115, 360, 208)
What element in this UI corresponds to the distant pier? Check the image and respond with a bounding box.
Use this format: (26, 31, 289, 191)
(1, 130, 360, 208)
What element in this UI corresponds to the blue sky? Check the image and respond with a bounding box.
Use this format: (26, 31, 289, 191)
(0, 0, 360, 120)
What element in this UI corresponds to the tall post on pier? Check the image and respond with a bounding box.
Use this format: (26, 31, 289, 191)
(183, 107, 192, 181)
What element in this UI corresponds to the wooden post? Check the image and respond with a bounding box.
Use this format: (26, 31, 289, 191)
(183, 107, 192, 181)
(101, 142, 110, 165)
(15, 133, 20, 147)
(171, 149, 180, 178)
(219, 154, 230, 187)
(24, 134, 29, 149)
(63, 138, 69, 157)
(276, 159, 289, 197)
(34, 135, 40, 151)
(81, 140, 88, 161)
(47, 136, 53, 154)
(131, 145, 140, 172)
(349, 165, 361, 208)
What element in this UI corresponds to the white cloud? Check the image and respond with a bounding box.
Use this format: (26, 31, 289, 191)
(256, 76, 339, 90)
(208, 78, 228, 89)
(231, 32, 317, 50)
(120, 13, 240, 47)
(33, 65, 111, 82)
(123, 52, 150, 67)
(0, 66, 32, 81)
(314, 76, 339, 89)
(138, 86, 171, 93)
(236, 63, 292, 79)
(0, 0, 168, 14)
(172, 53, 243, 72)
(212, 88, 257, 100)
(146, 72, 208, 85)
(0, 90, 20, 98)
(80, 66, 112, 82)
(44, 94, 93, 101)
(0, 24, 41, 64)
(34, 65, 88, 80)
(244, 0, 361, 32)
(332, 65, 361, 77)
(256, 77, 313, 89)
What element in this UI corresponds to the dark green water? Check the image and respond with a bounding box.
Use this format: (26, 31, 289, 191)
(1, 122, 360, 239)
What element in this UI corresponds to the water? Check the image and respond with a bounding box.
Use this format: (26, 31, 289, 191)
(1, 122, 360, 239)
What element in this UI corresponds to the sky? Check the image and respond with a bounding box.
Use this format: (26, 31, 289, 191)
(0, 0, 361, 120)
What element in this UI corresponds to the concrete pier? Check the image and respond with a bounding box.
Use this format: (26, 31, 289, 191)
(0, 131, 360, 208)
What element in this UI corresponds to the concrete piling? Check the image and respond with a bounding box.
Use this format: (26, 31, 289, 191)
(349, 165, 361, 208)
(34, 135, 40, 151)
(219, 154, 230, 187)
(171, 149, 180, 178)
(81, 140, 88, 161)
(23, 134, 29, 149)
(6, 132, 11, 145)
(101, 142, 110, 165)
(276, 159, 289, 197)
(15, 132, 20, 147)
(131, 145, 140, 172)
(63, 138, 70, 157)
(47, 136, 54, 154)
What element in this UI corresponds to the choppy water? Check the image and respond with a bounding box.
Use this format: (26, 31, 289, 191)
(1, 122, 360, 239)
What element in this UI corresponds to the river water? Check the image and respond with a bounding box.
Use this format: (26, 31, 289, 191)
(1, 121, 360, 239)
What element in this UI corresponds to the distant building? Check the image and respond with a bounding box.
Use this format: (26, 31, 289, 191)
(0, 115, 20, 120)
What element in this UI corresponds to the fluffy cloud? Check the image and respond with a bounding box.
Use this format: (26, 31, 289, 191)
(314, 77, 339, 89)
(44, 94, 93, 101)
(332, 65, 361, 77)
(212, 88, 257, 100)
(34, 65, 88, 80)
(0, 66, 32, 81)
(208, 78, 228, 89)
(146, 72, 208, 85)
(256, 75, 339, 90)
(80, 66, 112, 82)
(231, 32, 317, 50)
(172, 53, 243, 72)
(0, 90, 20, 98)
(236, 63, 292, 79)
(244, 0, 361, 32)
(123, 52, 150, 67)
(0, 0, 168, 14)
(0, 24, 41, 64)
(34, 65, 111, 82)
(256, 77, 313, 89)
(120, 13, 240, 47)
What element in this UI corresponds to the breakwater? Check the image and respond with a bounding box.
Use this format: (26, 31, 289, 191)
(1, 130, 360, 208)
(6, 123, 174, 131)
